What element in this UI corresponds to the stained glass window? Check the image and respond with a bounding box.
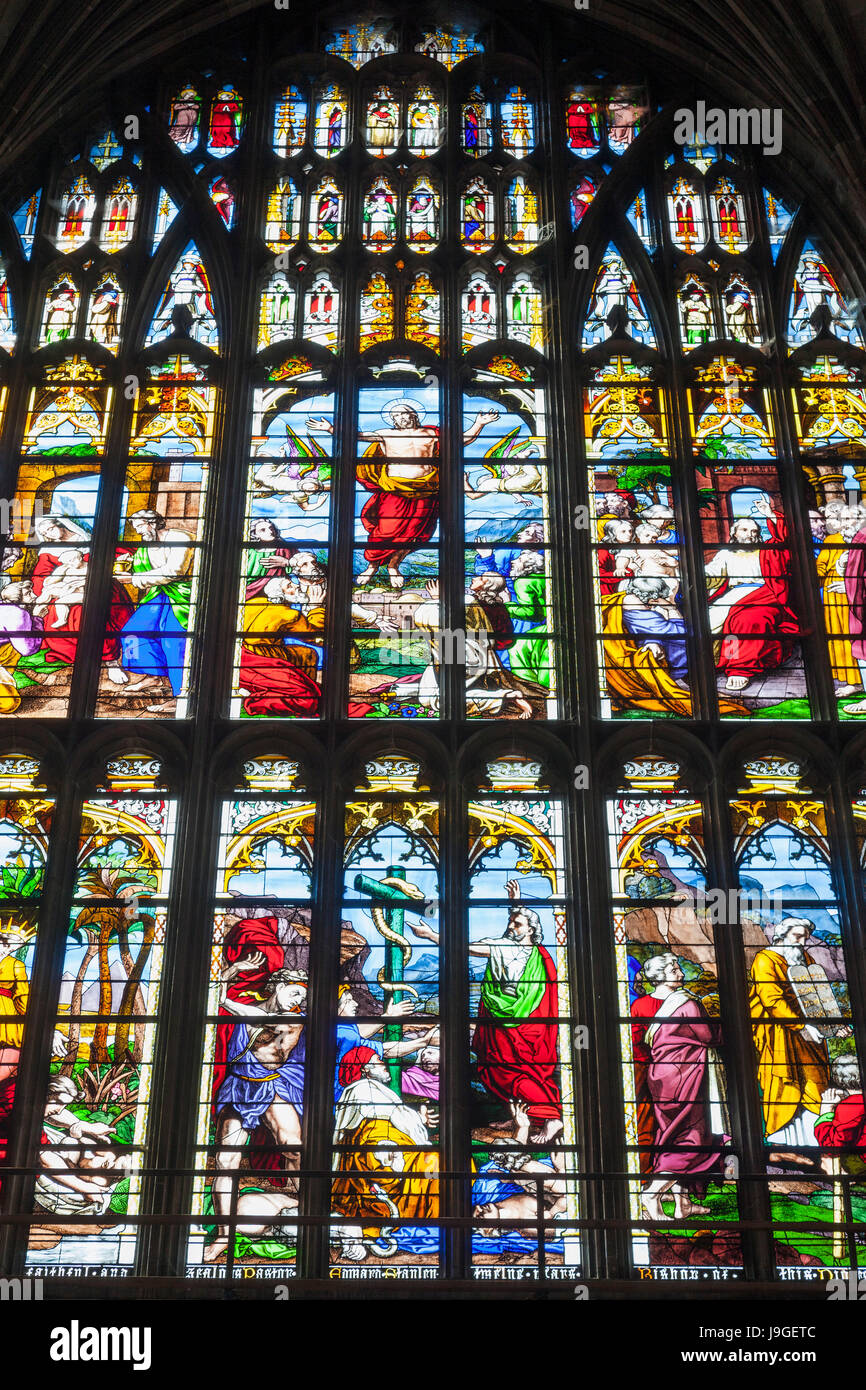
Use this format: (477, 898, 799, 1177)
(26, 755, 175, 1271)
(607, 757, 738, 1272)
(1, 1, 866, 1301)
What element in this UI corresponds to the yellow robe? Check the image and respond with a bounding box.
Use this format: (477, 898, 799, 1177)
(748, 948, 830, 1137)
(242, 597, 325, 680)
(0, 642, 24, 714)
(332, 1117, 439, 1229)
(815, 538, 860, 685)
(0, 955, 28, 1048)
(600, 591, 748, 716)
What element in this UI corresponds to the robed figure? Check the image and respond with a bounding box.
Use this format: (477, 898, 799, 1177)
(632, 953, 726, 1218)
(706, 498, 801, 692)
(470, 880, 563, 1144)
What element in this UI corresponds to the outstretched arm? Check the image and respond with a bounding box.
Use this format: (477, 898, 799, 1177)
(219, 994, 270, 1019)
(357, 998, 415, 1037)
(383, 1028, 436, 1059)
(408, 918, 439, 944)
(462, 410, 501, 445)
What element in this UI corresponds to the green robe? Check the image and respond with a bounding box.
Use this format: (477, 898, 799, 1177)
(506, 574, 550, 688)
(480, 944, 547, 1021)
(133, 544, 191, 628)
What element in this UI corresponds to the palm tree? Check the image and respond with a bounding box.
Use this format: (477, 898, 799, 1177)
(61, 917, 100, 1076)
(113, 887, 155, 1062)
(73, 867, 156, 1066)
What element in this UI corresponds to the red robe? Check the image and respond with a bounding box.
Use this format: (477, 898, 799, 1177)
(567, 102, 597, 149)
(359, 489, 439, 566)
(30, 553, 134, 663)
(357, 436, 439, 567)
(597, 548, 633, 595)
(475, 600, 515, 651)
(238, 645, 321, 716)
(209, 99, 240, 148)
(212, 917, 290, 1181)
(631, 993, 663, 1173)
(472, 943, 562, 1125)
(815, 1093, 866, 1149)
(716, 510, 801, 679)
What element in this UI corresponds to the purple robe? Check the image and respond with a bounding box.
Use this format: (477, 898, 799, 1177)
(646, 994, 724, 1190)
(844, 525, 866, 661)
(0, 603, 43, 654)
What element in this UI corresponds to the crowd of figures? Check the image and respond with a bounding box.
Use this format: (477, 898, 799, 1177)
(196, 863, 570, 1269)
(0, 509, 195, 716)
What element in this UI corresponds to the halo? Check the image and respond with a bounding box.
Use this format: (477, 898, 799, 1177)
(382, 398, 425, 424)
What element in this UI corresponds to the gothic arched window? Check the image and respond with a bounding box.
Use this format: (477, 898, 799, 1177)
(0, 2, 865, 1295)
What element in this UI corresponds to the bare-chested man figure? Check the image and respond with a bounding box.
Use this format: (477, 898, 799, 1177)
(204, 968, 308, 1261)
(308, 400, 500, 588)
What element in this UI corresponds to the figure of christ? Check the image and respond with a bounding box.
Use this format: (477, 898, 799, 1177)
(308, 400, 499, 588)
(705, 497, 800, 692)
(631, 953, 725, 1220)
(205, 969, 308, 1261)
(411, 878, 562, 1142)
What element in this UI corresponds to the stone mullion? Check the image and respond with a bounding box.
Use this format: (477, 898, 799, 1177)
(68, 111, 161, 722)
(539, 12, 612, 1281)
(748, 165, 838, 726)
(706, 765, 777, 1283)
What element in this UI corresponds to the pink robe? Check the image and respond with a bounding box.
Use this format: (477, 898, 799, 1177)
(645, 993, 724, 1189)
